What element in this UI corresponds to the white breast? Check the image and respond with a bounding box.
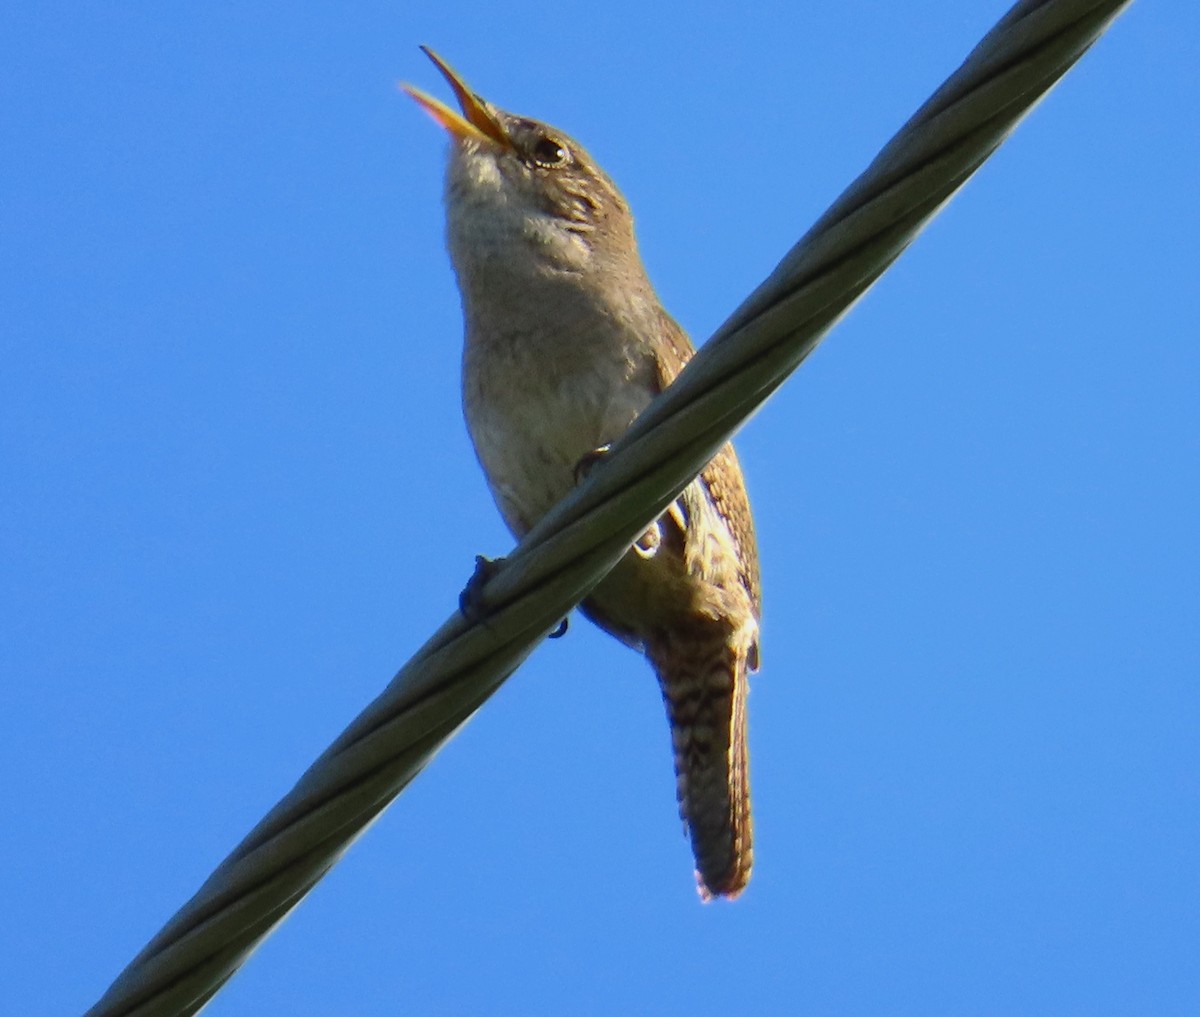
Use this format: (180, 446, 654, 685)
(464, 318, 656, 537)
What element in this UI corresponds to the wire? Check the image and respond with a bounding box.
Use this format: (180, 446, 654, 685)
(85, 2, 1135, 1013)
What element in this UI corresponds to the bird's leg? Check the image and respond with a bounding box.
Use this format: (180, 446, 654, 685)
(632, 522, 662, 559)
(574, 445, 662, 559)
(458, 553, 502, 623)
(572, 443, 612, 484)
(461, 554, 571, 638)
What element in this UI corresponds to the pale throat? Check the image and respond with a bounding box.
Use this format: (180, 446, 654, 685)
(446, 148, 597, 289)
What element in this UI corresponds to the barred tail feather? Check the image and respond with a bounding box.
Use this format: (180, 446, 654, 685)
(649, 631, 753, 900)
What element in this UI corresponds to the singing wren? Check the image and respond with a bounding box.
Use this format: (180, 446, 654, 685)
(405, 49, 762, 899)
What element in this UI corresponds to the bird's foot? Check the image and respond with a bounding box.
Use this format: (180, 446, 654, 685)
(459, 554, 503, 623)
(573, 443, 612, 485)
(633, 521, 662, 558)
(460, 555, 570, 638)
(574, 444, 662, 558)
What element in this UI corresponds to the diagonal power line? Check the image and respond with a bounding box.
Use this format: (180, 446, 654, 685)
(86, 2, 1135, 1014)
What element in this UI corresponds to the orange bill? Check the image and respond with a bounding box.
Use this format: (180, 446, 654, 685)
(402, 46, 509, 148)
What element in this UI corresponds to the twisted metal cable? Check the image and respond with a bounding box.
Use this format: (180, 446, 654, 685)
(86, 2, 1134, 1013)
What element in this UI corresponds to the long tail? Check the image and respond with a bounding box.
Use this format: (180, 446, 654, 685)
(648, 629, 753, 900)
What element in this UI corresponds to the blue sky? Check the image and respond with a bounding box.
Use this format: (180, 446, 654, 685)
(3, 3, 1197, 1015)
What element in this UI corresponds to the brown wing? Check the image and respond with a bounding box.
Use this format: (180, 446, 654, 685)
(651, 308, 762, 620)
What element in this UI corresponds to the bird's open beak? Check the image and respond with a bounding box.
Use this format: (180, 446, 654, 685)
(402, 46, 510, 149)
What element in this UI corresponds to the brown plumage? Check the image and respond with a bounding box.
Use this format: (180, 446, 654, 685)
(407, 49, 761, 899)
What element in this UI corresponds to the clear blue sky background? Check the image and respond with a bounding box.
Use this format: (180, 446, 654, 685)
(3, 3, 1196, 1014)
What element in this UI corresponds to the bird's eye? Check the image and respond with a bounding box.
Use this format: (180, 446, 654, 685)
(531, 134, 569, 168)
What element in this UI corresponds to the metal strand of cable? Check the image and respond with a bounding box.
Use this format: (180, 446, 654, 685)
(85, 2, 1133, 1014)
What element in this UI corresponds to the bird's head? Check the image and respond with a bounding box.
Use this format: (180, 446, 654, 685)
(404, 48, 640, 285)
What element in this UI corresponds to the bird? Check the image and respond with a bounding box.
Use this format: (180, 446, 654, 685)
(404, 48, 762, 900)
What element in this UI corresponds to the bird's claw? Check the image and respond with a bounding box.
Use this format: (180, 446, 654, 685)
(460, 555, 569, 639)
(459, 554, 503, 623)
(573, 444, 612, 485)
(633, 521, 662, 558)
(575, 444, 659, 557)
